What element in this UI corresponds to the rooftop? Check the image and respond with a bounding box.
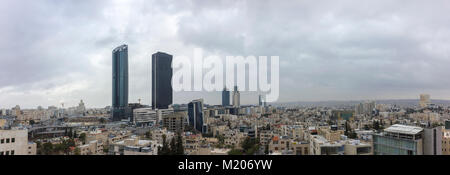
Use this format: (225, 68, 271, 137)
(384, 124, 423, 135)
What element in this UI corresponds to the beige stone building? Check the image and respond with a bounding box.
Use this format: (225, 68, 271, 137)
(0, 129, 36, 155)
(442, 129, 450, 155)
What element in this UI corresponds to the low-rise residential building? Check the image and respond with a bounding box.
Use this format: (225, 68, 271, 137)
(0, 128, 36, 155)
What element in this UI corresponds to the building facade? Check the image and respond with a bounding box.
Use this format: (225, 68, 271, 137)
(222, 88, 230, 107)
(188, 99, 205, 133)
(112, 45, 129, 121)
(152, 52, 173, 110)
(232, 86, 240, 107)
(373, 124, 423, 155)
(0, 129, 36, 155)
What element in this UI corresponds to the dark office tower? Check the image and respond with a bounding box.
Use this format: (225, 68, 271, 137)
(112, 45, 129, 121)
(188, 99, 204, 133)
(259, 95, 262, 106)
(222, 88, 230, 106)
(152, 52, 173, 110)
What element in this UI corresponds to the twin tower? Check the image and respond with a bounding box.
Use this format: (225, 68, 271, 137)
(112, 44, 173, 121)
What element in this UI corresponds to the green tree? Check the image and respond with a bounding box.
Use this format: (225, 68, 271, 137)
(79, 133, 87, 144)
(363, 124, 370, 130)
(42, 142, 53, 155)
(241, 137, 260, 155)
(158, 134, 170, 155)
(68, 128, 73, 138)
(169, 137, 177, 155)
(103, 145, 109, 154)
(36, 141, 42, 155)
(145, 131, 152, 139)
(264, 144, 269, 155)
(228, 149, 243, 155)
(373, 121, 380, 131)
(176, 132, 184, 155)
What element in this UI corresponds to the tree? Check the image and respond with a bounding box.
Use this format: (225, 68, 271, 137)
(158, 134, 170, 155)
(373, 121, 380, 131)
(264, 144, 269, 155)
(216, 134, 225, 147)
(103, 145, 109, 154)
(241, 137, 259, 155)
(42, 142, 53, 155)
(169, 137, 177, 155)
(176, 132, 184, 155)
(36, 141, 42, 155)
(145, 131, 152, 139)
(79, 133, 87, 144)
(363, 125, 370, 130)
(228, 149, 243, 155)
(266, 124, 271, 130)
(67, 128, 73, 138)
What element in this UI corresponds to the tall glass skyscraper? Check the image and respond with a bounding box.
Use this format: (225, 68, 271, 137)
(188, 99, 204, 133)
(112, 44, 129, 121)
(222, 88, 230, 106)
(152, 52, 173, 110)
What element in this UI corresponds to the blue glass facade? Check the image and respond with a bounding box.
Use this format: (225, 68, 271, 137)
(373, 135, 419, 155)
(152, 52, 173, 109)
(112, 45, 129, 121)
(188, 100, 204, 133)
(222, 88, 230, 106)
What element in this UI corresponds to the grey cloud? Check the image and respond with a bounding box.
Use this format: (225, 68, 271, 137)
(2, 0, 450, 108)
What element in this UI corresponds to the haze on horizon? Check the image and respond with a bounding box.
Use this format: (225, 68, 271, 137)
(1, 0, 450, 109)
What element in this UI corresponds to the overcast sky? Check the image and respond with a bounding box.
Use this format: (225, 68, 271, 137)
(1, 0, 450, 109)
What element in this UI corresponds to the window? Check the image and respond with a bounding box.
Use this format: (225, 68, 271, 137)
(5, 151, 9, 155)
(11, 150, 14, 155)
(11, 138, 15, 143)
(0, 152, 3, 155)
(1, 139, 4, 144)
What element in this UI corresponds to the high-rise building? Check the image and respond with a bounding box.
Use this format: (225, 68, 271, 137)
(232, 86, 240, 107)
(222, 88, 230, 107)
(419, 94, 431, 108)
(259, 95, 262, 106)
(188, 99, 204, 133)
(152, 52, 173, 110)
(112, 45, 129, 121)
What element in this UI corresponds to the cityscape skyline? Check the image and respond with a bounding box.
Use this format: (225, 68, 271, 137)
(2, 0, 450, 109)
(3, 0, 450, 161)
